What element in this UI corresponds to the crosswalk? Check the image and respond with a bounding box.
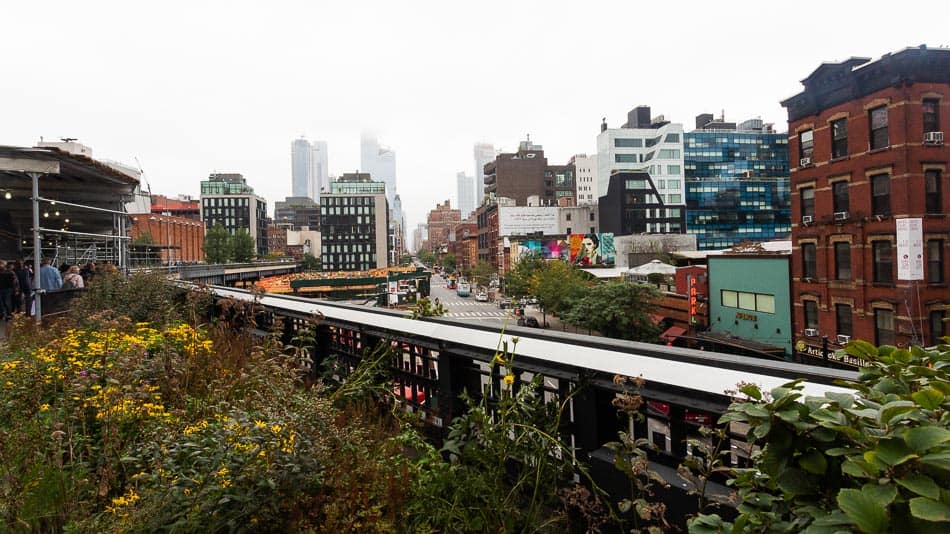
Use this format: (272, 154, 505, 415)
(444, 310, 513, 318)
(438, 300, 494, 307)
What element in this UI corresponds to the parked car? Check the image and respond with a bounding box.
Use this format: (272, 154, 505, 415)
(475, 292, 488, 302)
(517, 316, 541, 328)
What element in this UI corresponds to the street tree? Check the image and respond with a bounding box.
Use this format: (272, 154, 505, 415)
(231, 230, 257, 262)
(505, 253, 546, 298)
(441, 253, 457, 272)
(417, 250, 436, 267)
(203, 224, 232, 264)
(529, 260, 589, 326)
(563, 280, 661, 340)
(301, 253, 321, 271)
(470, 260, 496, 290)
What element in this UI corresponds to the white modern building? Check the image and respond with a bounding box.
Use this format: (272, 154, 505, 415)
(311, 140, 329, 197)
(570, 153, 598, 205)
(473, 142, 495, 208)
(291, 137, 328, 202)
(596, 106, 685, 215)
(456, 172, 475, 219)
(291, 137, 313, 200)
(361, 132, 397, 204)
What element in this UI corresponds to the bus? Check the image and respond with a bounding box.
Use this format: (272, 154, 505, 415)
(457, 281, 471, 297)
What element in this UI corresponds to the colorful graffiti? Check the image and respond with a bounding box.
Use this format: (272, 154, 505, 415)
(516, 233, 615, 266)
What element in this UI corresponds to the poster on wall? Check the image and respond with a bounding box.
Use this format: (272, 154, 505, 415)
(896, 217, 923, 280)
(516, 233, 615, 266)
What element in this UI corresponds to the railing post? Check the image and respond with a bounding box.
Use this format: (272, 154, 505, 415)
(668, 404, 689, 459)
(570, 373, 600, 462)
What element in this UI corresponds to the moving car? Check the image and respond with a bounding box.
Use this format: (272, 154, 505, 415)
(475, 292, 488, 302)
(497, 298, 512, 309)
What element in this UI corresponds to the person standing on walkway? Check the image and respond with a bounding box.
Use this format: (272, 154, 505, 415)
(0, 261, 17, 321)
(13, 260, 32, 315)
(39, 258, 62, 291)
(62, 265, 85, 289)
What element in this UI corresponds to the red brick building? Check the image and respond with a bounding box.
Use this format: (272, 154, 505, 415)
(476, 202, 501, 271)
(426, 200, 461, 253)
(483, 139, 576, 207)
(782, 46, 950, 359)
(130, 213, 205, 263)
(151, 194, 201, 221)
(449, 220, 478, 274)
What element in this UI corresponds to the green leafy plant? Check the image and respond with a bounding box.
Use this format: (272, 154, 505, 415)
(689, 340, 950, 533)
(607, 375, 673, 533)
(409, 296, 446, 319)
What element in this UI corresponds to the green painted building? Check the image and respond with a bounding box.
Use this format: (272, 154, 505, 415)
(705, 254, 792, 358)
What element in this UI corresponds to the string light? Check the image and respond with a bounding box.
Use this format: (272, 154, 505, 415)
(3, 192, 10, 200)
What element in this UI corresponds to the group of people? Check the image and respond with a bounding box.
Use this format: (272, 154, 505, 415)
(0, 259, 103, 320)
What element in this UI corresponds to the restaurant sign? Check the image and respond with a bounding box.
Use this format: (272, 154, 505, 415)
(795, 339, 869, 368)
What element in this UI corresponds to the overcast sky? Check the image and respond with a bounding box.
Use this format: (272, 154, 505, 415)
(3, 1, 948, 238)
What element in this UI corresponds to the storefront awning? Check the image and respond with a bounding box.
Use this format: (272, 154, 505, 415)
(660, 326, 686, 342)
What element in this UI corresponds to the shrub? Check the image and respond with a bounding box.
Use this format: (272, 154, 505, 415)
(689, 341, 950, 533)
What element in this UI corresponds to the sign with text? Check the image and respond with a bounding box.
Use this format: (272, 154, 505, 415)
(498, 206, 559, 236)
(896, 217, 923, 280)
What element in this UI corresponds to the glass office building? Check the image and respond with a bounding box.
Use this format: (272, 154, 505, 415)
(684, 118, 790, 250)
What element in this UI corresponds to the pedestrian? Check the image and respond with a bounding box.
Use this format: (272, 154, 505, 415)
(13, 260, 32, 314)
(80, 261, 97, 284)
(62, 265, 85, 289)
(39, 258, 63, 291)
(0, 261, 17, 320)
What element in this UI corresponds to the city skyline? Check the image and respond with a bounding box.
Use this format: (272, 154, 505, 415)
(1, 1, 946, 233)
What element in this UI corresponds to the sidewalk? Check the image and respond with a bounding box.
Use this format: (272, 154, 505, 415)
(519, 305, 602, 337)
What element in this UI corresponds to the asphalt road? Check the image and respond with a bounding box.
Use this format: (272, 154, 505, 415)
(428, 273, 518, 325)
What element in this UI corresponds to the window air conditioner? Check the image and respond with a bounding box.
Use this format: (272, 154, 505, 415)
(800, 157, 812, 166)
(804, 328, 819, 337)
(802, 215, 814, 224)
(834, 211, 849, 221)
(836, 334, 851, 344)
(924, 131, 944, 144)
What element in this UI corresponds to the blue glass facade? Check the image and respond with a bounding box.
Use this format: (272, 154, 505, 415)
(684, 131, 790, 250)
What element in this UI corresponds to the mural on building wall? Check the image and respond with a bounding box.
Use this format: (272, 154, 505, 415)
(517, 233, 615, 266)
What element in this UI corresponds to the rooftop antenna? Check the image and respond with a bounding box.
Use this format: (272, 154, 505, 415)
(61, 137, 77, 143)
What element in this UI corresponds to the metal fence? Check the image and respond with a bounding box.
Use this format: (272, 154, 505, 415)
(204, 284, 856, 522)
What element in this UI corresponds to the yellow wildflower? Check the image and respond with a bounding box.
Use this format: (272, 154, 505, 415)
(503, 374, 515, 385)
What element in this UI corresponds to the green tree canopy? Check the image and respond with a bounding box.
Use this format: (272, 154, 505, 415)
(563, 281, 661, 341)
(441, 253, 457, 272)
(505, 253, 546, 298)
(417, 250, 436, 267)
(301, 253, 321, 271)
(231, 230, 256, 262)
(529, 260, 590, 324)
(470, 260, 496, 289)
(203, 224, 232, 264)
(133, 232, 154, 245)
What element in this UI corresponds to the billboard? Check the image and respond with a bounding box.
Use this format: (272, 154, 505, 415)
(516, 233, 615, 266)
(897, 218, 924, 280)
(498, 206, 559, 236)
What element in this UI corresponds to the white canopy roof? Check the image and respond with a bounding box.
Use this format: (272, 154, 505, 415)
(627, 259, 676, 276)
